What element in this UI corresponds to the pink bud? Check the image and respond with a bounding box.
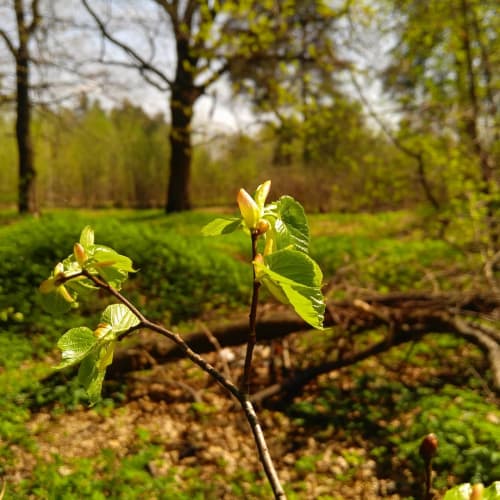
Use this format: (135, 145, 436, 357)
(254, 253, 264, 265)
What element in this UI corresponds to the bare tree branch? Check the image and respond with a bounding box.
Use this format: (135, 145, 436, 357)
(109, 292, 500, 397)
(81, 0, 173, 88)
(0, 29, 17, 57)
(28, 0, 41, 34)
(348, 69, 440, 210)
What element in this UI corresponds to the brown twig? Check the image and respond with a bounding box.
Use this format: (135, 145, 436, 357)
(242, 231, 261, 395)
(198, 320, 233, 381)
(81, 269, 286, 499)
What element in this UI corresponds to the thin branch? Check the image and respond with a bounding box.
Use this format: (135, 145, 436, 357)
(0, 29, 17, 57)
(349, 70, 440, 210)
(89, 58, 170, 92)
(243, 399, 286, 499)
(81, 270, 148, 323)
(28, 0, 41, 34)
(197, 61, 229, 93)
(182, 0, 198, 29)
(451, 317, 500, 390)
(81, 0, 173, 88)
(153, 0, 177, 26)
(80, 268, 286, 499)
(198, 321, 233, 381)
(242, 231, 261, 395)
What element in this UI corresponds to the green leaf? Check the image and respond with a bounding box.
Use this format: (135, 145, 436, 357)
(92, 245, 135, 273)
(254, 180, 271, 210)
(201, 217, 242, 236)
(443, 484, 472, 500)
(255, 249, 324, 329)
(77, 341, 116, 406)
(264, 248, 323, 287)
(87, 245, 135, 288)
(56, 327, 97, 369)
(485, 482, 500, 500)
(97, 265, 129, 289)
(79, 226, 94, 249)
(39, 285, 77, 315)
(442, 483, 500, 500)
(266, 196, 309, 253)
(65, 276, 98, 296)
(101, 304, 140, 335)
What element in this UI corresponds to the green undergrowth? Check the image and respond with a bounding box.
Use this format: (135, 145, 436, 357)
(288, 360, 500, 497)
(11, 447, 272, 499)
(0, 210, 251, 340)
(0, 208, 494, 498)
(311, 235, 461, 292)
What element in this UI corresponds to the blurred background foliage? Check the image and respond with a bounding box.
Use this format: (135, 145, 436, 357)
(0, 96, 416, 212)
(0, 0, 499, 497)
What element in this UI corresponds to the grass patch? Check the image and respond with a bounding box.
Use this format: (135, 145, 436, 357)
(0, 208, 494, 498)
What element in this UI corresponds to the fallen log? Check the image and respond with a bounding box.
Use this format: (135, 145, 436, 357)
(109, 291, 500, 395)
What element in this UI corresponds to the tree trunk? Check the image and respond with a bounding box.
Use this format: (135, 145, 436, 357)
(166, 38, 199, 213)
(15, 1, 37, 214)
(166, 86, 195, 213)
(459, 0, 497, 244)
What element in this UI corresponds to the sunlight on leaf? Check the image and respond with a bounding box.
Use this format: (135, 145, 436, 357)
(56, 327, 97, 369)
(255, 249, 324, 329)
(265, 196, 309, 253)
(201, 217, 242, 236)
(101, 304, 140, 335)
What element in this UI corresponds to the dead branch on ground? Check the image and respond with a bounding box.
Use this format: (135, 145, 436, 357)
(109, 291, 500, 397)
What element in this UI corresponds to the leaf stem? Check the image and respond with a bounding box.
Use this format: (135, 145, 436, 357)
(242, 231, 261, 395)
(81, 270, 147, 323)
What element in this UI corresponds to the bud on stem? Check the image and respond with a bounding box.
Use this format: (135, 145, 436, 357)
(420, 433, 438, 500)
(470, 484, 484, 500)
(74, 243, 88, 267)
(57, 285, 75, 303)
(94, 322, 112, 339)
(254, 180, 271, 210)
(256, 219, 270, 235)
(237, 188, 260, 229)
(419, 433, 438, 461)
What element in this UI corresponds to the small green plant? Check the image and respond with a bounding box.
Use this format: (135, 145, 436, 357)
(39, 181, 325, 499)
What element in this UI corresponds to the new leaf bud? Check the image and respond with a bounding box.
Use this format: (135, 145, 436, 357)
(94, 322, 112, 339)
(237, 188, 260, 229)
(419, 433, 438, 462)
(254, 253, 264, 265)
(264, 233, 275, 256)
(470, 484, 484, 500)
(57, 285, 75, 303)
(254, 180, 271, 210)
(73, 242, 88, 266)
(256, 218, 270, 235)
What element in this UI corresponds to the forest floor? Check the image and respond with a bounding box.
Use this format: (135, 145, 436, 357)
(1, 208, 499, 499)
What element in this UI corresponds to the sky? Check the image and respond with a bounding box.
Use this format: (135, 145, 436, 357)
(0, 0, 393, 137)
